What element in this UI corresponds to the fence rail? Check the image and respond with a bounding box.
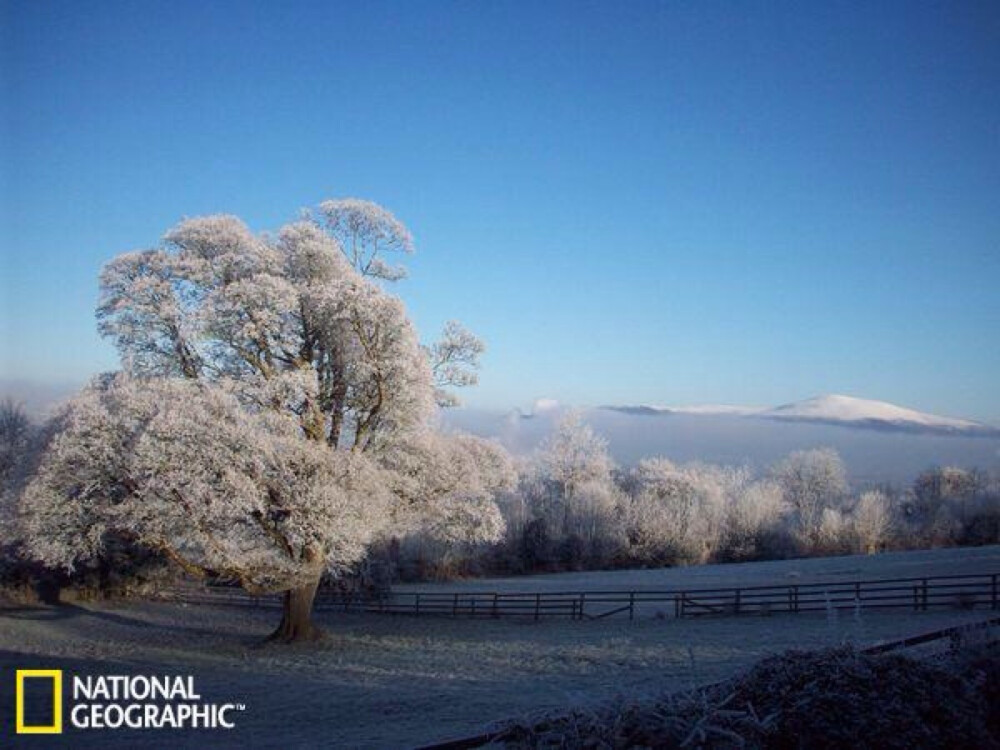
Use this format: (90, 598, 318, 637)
(161, 571, 1000, 622)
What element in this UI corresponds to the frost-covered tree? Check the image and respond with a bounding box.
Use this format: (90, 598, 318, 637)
(381, 431, 515, 547)
(625, 460, 740, 565)
(0, 399, 31, 488)
(851, 490, 891, 554)
(380, 431, 516, 577)
(913, 467, 978, 507)
(95, 212, 436, 449)
(537, 411, 614, 504)
(816, 507, 850, 554)
(628, 460, 682, 551)
(1, 399, 34, 553)
(625, 458, 697, 563)
(534, 412, 620, 557)
(21, 200, 506, 641)
(316, 197, 414, 281)
(772, 448, 848, 548)
(910, 466, 979, 539)
(426, 321, 485, 407)
(718, 476, 786, 562)
(21, 376, 391, 621)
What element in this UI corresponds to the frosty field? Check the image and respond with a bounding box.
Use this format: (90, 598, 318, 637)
(394, 543, 1000, 595)
(2, 546, 998, 749)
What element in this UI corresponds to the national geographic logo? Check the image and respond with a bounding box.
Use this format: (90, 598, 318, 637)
(13, 671, 244, 734)
(16, 669, 63, 734)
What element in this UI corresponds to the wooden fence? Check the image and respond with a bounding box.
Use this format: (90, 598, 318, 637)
(163, 571, 1000, 622)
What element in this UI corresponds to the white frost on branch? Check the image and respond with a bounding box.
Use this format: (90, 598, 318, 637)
(315, 198, 414, 281)
(427, 321, 485, 408)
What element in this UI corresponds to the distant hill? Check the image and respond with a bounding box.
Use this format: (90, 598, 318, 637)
(602, 394, 999, 437)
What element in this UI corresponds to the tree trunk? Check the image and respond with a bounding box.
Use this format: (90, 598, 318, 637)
(268, 573, 323, 643)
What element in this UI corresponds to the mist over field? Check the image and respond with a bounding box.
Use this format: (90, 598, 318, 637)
(5, 378, 999, 484)
(444, 406, 1000, 483)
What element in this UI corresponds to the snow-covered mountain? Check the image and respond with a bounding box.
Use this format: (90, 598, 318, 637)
(760, 394, 991, 433)
(603, 394, 997, 436)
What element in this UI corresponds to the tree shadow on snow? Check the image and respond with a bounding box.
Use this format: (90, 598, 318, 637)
(0, 601, 258, 642)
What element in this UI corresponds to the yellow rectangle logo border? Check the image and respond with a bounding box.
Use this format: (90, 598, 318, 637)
(16, 669, 63, 734)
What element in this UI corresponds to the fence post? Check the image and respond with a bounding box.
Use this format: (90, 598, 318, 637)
(992, 574, 997, 611)
(534, 593, 541, 621)
(913, 585, 920, 612)
(922, 579, 929, 611)
(579, 592, 586, 621)
(415, 593, 421, 616)
(453, 593, 459, 617)
(492, 593, 499, 619)
(629, 592, 635, 621)
(734, 588, 741, 616)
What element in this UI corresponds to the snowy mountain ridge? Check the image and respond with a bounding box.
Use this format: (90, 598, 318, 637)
(603, 394, 997, 436)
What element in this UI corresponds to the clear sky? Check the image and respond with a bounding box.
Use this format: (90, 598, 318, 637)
(2, 0, 999, 420)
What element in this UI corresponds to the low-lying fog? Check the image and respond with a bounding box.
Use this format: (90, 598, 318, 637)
(443, 408, 1000, 484)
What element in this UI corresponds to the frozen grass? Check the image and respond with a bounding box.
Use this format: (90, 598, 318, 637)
(0, 546, 998, 747)
(0, 605, 995, 745)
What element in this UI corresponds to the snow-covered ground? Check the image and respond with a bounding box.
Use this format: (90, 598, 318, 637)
(1, 546, 997, 748)
(394, 544, 1000, 595)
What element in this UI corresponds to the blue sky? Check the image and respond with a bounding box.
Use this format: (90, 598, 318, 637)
(2, 0, 999, 420)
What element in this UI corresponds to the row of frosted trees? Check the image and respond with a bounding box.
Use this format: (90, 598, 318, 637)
(387, 413, 1000, 580)
(4, 392, 999, 595)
